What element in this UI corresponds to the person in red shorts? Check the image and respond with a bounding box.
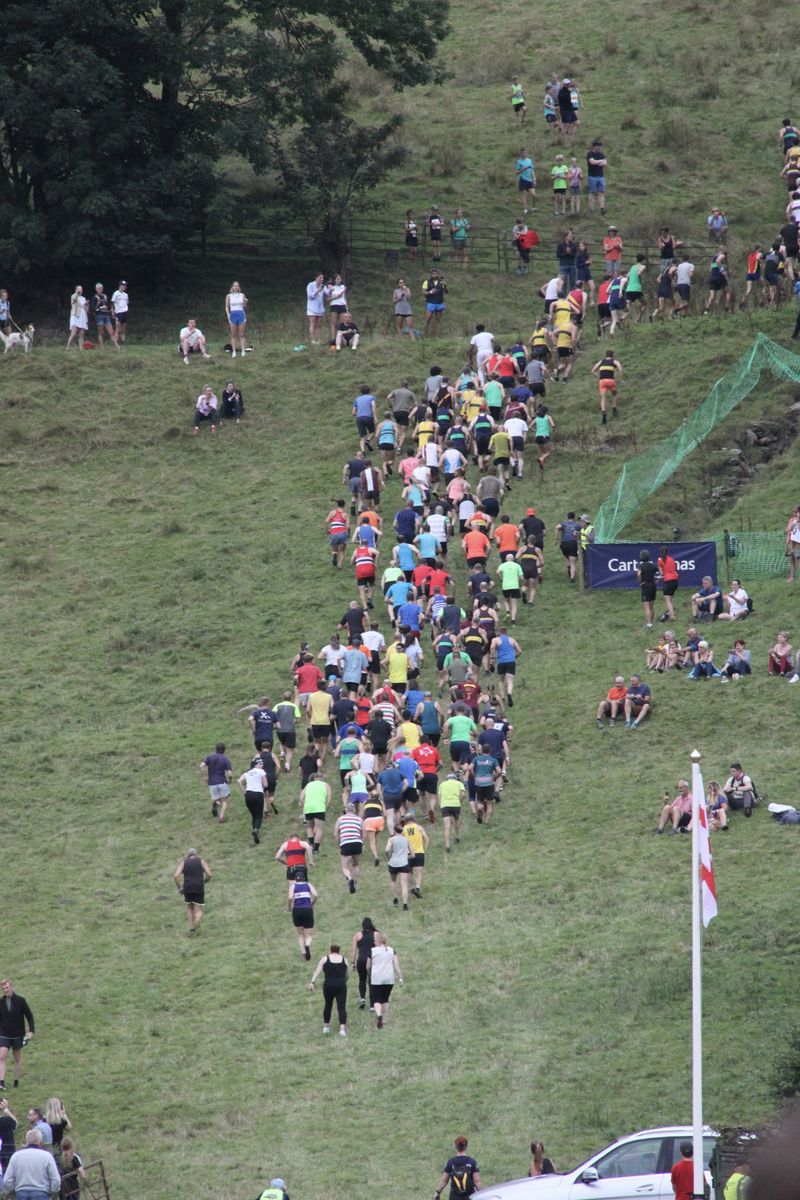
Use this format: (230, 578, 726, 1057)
(351, 543, 378, 610)
(590, 349, 622, 425)
(670, 1141, 695, 1200)
(658, 545, 680, 623)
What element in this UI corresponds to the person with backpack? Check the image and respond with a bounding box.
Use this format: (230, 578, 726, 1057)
(434, 1136, 481, 1199)
(256, 1179, 289, 1200)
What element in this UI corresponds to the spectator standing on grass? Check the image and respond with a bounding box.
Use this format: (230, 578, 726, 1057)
(308, 944, 348, 1037)
(0, 288, 11, 332)
(423, 270, 448, 335)
(0, 980, 34, 1091)
(59, 1138, 86, 1200)
(551, 155, 568, 215)
(603, 225, 623, 275)
(556, 229, 577, 289)
(637, 550, 658, 628)
(785, 505, 800, 579)
(225, 280, 248, 358)
(428, 206, 444, 262)
(90, 282, 120, 350)
(434, 1136, 481, 1200)
(306, 273, 329, 344)
(568, 156, 583, 213)
(658, 546, 680, 623)
(66, 286, 88, 350)
(328, 274, 347, 339)
(557, 78, 577, 134)
(44, 1098, 71, 1152)
(393, 279, 413, 335)
(450, 209, 471, 267)
(110, 281, 129, 345)
(174, 849, 211, 934)
(1, 1130, 61, 1198)
(586, 140, 607, 214)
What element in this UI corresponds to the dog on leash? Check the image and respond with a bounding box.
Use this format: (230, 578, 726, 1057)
(1, 325, 35, 354)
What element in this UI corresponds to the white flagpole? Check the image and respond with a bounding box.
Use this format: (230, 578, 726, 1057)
(690, 749, 704, 1198)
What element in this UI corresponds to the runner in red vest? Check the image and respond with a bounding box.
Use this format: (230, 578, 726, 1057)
(326, 500, 350, 569)
(275, 833, 314, 880)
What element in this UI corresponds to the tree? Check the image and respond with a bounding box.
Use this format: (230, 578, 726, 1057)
(275, 114, 406, 272)
(0, 0, 449, 273)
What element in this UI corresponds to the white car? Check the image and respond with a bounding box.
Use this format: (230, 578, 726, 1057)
(473, 1126, 717, 1200)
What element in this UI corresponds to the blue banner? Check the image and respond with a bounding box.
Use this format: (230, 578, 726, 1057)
(586, 542, 718, 589)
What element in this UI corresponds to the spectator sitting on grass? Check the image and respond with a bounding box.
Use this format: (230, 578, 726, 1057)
(657, 779, 692, 834)
(691, 576, 722, 620)
(721, 638, 752, 678)
(596, 675, 627, 728)
(723, 762, 756, 817)
(717, 579, 749, 621)
(646, 629, 681, 672)
(707, 780, 728, 831)
(683, 626, 701, 667)
(623, 674, 651, 728)
(180, 318, 210, 363)
(685, 639, 721, 678)
(768, 631, 793, 676)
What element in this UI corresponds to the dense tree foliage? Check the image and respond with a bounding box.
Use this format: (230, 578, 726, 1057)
(0, 0, 448, 272)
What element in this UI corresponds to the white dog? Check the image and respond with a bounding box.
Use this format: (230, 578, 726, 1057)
(1, 325, 35, 354)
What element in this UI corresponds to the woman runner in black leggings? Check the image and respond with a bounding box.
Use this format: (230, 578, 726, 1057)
(350, 917, 380, 1010)
(309, 944, 348, 1036)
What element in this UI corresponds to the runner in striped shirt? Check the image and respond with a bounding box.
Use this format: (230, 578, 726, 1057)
(335, 803, 364, 893)
(326, 500, 350, 569)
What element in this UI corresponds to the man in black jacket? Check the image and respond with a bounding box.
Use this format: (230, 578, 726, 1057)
(0, 980, 34, 1090)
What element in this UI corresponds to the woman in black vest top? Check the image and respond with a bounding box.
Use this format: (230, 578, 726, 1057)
(174, 849, 212, 935)
(308, 944, 348, 1036)
(349, 917, 382, 1010)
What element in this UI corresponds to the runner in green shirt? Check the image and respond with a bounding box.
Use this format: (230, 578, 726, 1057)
(496, 559, 524, 623)
(438, 774, 466, 851)
(624, 254, 647, 323)
(444, 709, 478, 766)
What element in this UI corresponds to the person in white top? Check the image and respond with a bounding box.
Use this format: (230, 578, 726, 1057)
(225, 280, 248, 358)
(362, 623, 386, 683)
(66, 285, 88, 350)
(306, 273, 330, 344)
(673, 257, 695, 317)
(111, 281, 129, 345)
(237, 760, 268, 844)
(180, 319, 210, 363)
(328, 274, 348, 339)
(504, 413, 529, 478)
(470, 324, 496, 383)
(367, 931, 403, 1029)
(193, 386, 219, 434)
(717, 579, 749, 621)
(543, 275, 563, 311)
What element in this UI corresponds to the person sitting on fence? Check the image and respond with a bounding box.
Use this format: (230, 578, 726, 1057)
(717, 578, 749, 620)
(721, 638, 752, 678)
(595, 675, 626, 728)
(179, 318, 210, 363)
(646, 629, 682, 672)
(690, 575, 722, 620)
(623, 674, 651, 728)
(723, 762, 756, 817)
(656, 779, 692, 834)
(768, 630, 794, 676)
(335, 313, 360, 352)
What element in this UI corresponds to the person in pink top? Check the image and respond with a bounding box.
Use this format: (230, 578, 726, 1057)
(656, 779, 692, 834)
(193, 386, 218, 434)
(398, 453, 422, 484)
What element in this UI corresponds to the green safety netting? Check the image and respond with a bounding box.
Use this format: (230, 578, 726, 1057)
(717, 529, 791, 579)
(594, 333, 800, 544)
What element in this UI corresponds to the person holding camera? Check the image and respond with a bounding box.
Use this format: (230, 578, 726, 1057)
(423, 271, 448, 335)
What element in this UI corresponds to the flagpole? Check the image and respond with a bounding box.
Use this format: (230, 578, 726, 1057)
(690, 749, 704, 1199)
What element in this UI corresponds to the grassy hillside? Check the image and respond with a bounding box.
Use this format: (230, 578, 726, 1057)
(4, 1, 800, 1197)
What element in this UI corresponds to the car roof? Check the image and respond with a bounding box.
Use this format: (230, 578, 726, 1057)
(613, 1127, 718, 1140)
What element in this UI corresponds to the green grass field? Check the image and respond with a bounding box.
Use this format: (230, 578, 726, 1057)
(4, 1, 800, 1197)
